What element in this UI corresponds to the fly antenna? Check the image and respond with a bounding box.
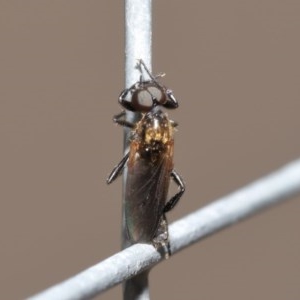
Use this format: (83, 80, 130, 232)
(155, 72, 166, 79)
(136, 59, 166, 88)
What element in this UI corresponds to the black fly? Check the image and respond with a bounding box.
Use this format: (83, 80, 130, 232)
(107, 60, 185, 258)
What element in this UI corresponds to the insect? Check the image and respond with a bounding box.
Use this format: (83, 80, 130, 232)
(107, 60, 185, 258)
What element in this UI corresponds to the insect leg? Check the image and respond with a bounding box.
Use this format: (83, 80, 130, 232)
(106, 152, 130, 184)
(152, 214, 170, 259)
(163, 170, 185, 213)
(113, 111, 135, 128)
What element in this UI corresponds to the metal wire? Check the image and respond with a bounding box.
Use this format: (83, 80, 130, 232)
(122, 1, 152, 299)
(125, 0, 152, 87)
(123, 0, 152, 128)
(28, 158, 300, 300)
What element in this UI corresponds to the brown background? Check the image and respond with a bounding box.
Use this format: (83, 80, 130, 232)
(1, 1, 300, 299)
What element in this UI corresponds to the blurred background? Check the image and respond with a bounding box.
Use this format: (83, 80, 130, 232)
(1, 1, 300, 299)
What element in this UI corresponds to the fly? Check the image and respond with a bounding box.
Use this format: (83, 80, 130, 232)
(107, 60, 185, 258)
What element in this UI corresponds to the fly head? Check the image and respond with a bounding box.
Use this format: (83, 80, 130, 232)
(118, 60, 179, 113)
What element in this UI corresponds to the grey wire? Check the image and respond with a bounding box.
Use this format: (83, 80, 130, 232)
(125, 0, 152, 88)
(123, 0, 152, 128)
(28, 158, 300, 300)
(123, 1, 152, 299)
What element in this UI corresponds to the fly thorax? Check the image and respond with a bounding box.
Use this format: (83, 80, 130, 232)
(134, 110, 173, 151)
(145, 113, 173, 142)
(144, 125, 169, 144)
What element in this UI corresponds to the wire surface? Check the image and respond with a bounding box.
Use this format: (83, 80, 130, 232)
(123, 1, 152, 299)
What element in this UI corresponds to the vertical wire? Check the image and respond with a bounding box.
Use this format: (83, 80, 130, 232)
(123, 1, 152, 299)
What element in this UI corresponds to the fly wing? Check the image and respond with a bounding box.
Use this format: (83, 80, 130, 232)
(125, 145, 173, 243)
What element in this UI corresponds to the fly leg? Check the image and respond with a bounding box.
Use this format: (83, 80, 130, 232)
(113, 111, 135, 128)
(153, 170, 184, 258)
(106, 152, 129, 184)
(152, 214, 170, 259)
(107, 111, 132, 184)
(163, 170, 185, 213)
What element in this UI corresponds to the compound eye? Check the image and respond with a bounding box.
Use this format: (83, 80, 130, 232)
(131, 89, 154, 112)
(147, 86, 167, 105)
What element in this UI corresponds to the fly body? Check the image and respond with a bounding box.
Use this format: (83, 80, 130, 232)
(125, 110, 174, 244)
(107, 60, 185, 258)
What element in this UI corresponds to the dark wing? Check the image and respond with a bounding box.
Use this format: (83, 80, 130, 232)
(124, 148, 173, 243)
